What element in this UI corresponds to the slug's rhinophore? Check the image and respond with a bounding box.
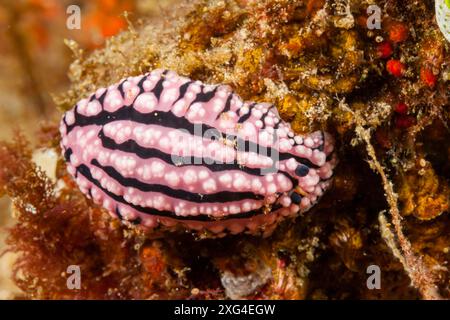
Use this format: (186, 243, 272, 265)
(60, 69, 337, 236)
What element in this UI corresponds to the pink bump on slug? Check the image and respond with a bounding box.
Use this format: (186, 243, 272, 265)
(60, 69, 337, 236)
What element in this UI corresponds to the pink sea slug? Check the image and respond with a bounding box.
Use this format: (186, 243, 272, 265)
(60, 69, 337, 237)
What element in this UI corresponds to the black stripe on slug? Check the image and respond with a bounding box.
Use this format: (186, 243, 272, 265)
(117, 81, 126, 99)
(90, 159, 263, 203)
(64, 148, 73, 162)
(151, 77, 165, 101)
(127, 75, 149, 107)
(68, 106, 320, 169)
(187, 85, 219, 111)
(98, 129, 299, 191)
(151, 70, 169, 101)
(273, 120, 280, 130)
(75, 164, 282, 221)
(97, 89, 108, 106)
(136, 75, 147, 93)
(260, 105, 275, 129)
(62, 115, 68, 128)
(216, 93, 233, 120)
(130, 217, 142, 225)
(237, 103, 255, 124)
(98, 130, 269, 177)
(115, 207, 124, 220)
(174, 81, 192, 104)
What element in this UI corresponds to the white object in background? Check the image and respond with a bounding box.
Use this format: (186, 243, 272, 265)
(32, 148, 58, 182)
(436, 0, 450, 42)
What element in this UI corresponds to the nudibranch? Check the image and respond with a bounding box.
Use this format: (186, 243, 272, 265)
(60, 69, 337, 237)
(436, 0, 450, 42)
